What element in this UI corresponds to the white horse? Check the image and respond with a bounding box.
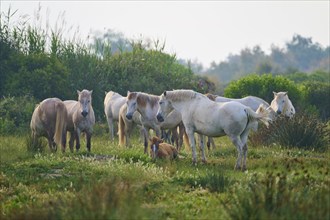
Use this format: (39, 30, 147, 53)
(104, 91, 126, 141)
(30, 98, 67, 152)
(118, 103, 144, 147)
(270, 91, 295, 119)
(64, 90, 95, 152)
(125, 91, 188, 154)
(156, 89, 271, 170)
(205, 93, 270, 111)
(205, 93, 270, 149)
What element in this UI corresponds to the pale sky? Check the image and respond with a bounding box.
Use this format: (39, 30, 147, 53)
(1, 1, 329, 68)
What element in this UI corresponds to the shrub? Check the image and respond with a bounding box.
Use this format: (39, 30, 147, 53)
(250, 112, 329, 151)
(224, 74, 301, 104)
(301, 81, 330, 121)
(0, 95, 38, 134)
(223, 171, 330, 220)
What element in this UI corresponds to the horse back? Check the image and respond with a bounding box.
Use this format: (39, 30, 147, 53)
(240, 96, 270, 111)
(159, 143, 178, 159)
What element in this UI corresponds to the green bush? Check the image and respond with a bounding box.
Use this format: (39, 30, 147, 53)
(250, 112, 329, 151)
(224, 74, 301, 104)
(0, 95, 37, 134)
(223, 170, 330, 220)
(301, 81, 330, 120)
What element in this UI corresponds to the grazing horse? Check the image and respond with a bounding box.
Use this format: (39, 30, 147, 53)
(205, 93, 270, 149)
(104, 91, 126, 141)
(64, 90, 95, 152)
(125, 91, 188, 154)
(270, 91, 295, 119)
(149, 136, 178, 160)
(156, 89, 271, 170)
(30, 98, 67, 152)
(118, 103, 144, 147)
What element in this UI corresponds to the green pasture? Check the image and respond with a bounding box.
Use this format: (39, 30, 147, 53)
(0, 129, 329, 220)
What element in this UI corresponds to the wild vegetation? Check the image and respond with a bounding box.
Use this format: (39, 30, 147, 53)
(0, 134, 329, 220)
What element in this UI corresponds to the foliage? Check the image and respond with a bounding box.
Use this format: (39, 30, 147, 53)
(286, 70, 330, 84)
(0, 135, 328, 220)
(0, 95, 37, 134)
(0, 9, 203, 123)
(300, 81, 330, 120)
(224, 74, 301, 103)
(250, 112, 329, 151)
(224, 168, 329, 220)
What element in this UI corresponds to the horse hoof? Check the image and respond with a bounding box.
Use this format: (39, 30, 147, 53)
(202, 159, 207, 164)
(234, 165, 241, 171)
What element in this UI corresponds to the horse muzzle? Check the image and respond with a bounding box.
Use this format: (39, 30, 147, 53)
(81, 111, 88, 117)
(156, 113, 164, 122)
(276, 110, 282, 115)
(126, 113, 133, 120)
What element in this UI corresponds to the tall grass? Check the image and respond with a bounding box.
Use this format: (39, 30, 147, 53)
(250, 112, 329, 151)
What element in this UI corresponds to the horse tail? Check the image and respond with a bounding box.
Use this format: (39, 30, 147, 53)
(54, 102, 67, 147)
(118, 114, 125, 146)
(245, 105, 271, 128)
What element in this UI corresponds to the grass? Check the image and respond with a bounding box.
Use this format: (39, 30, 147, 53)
(0, 132, 329, 220)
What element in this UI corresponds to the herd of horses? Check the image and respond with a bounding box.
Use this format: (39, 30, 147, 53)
(30, 89, 295, 170)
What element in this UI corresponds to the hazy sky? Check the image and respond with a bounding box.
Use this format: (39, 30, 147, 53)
(1, 1, 329, 68)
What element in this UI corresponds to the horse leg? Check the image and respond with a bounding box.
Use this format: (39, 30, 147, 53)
(207, 137, 211, 151)
(207, 136, 216, 151)
(75, 128, 81, 152)
(186, 128, 197, 165)
(171, 128, 179, 150)
(143, 128, 149, 154)
(61, 130, 67, 153)
(178, 123, 185, 151)
(69, 131, 75, 153)
(199, 134, 207, 164)
(229, 135, 243, 170)
(240, 130, 250, 171)
(108, 117, 114, 141)
(86, 132, 92, 152)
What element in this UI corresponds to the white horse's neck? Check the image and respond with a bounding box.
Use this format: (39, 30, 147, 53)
(137, 100, 159, 121)
(171, 96, 204, 114)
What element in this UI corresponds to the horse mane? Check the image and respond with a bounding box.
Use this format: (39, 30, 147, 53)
(165, 89, 201, 102)
(128, 92, 159, 108)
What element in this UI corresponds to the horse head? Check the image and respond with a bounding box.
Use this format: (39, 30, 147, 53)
(271, 91, 288, 115)
(149, 136, 163, 160)
(156, 91, 174, 122)
(126, 91, 138, 120)
(78, 89, 93, 118)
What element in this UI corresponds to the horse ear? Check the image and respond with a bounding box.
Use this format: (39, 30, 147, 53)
(90, 90, 93, 95)
(284, 91, 288, 96)
(77, 90, 81, 95)
(163, 91, 167, 96)
(273, 91, 277, 97)
(105, 91, 108, 95)
(127, 91, 130, 96)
